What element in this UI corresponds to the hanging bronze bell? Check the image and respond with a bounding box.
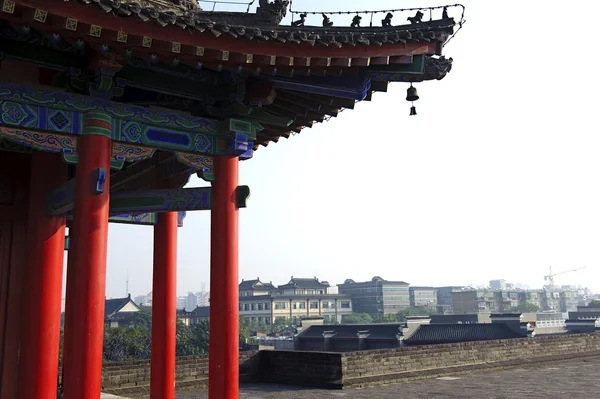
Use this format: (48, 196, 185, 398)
(406, 85, 419, 102)
(410, 106, 417, 116)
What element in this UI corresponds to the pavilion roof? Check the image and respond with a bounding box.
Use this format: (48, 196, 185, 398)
(2, 1, 462, 150)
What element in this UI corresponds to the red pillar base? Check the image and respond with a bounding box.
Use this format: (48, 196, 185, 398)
(151, 212, 178, 399)
(209, 155, 240, 399)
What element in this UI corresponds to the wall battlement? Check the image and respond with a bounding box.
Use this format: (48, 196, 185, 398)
(100, 333, 600, 395)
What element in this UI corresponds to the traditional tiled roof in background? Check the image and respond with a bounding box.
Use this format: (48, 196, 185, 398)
(239, 278, 275, 290)
(298, 324, 403, 339)
(104, 295, 139, 318)
(404, 324, 525, 345)
(279, 277, 330, 290)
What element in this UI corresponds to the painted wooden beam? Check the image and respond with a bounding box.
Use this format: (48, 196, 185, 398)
(108, 186, 249, 213)
(49, 185, 249, 216)
(107, 211, 187, 227)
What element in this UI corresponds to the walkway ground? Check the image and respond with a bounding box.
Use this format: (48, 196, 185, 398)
(169, 355, 600, 399)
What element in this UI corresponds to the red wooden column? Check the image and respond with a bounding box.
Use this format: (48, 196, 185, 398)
(62, 112, 112, 399)
(150, 211, 178, 399)
(61, 224, 79, 393)
(17, 153, 67, 399)
(209, 155, 240, 399)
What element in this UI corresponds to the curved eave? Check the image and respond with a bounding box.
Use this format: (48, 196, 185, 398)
(12, 1, 452, 61)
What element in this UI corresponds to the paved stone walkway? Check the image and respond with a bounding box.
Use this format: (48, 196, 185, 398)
(173, 356, 600, 398)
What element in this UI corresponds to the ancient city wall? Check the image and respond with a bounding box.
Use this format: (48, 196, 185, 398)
(340, 333, 600, 387)
(100, 351, 258, 397)
(257, 333, 600, 388)
(100, 333, 600, 394)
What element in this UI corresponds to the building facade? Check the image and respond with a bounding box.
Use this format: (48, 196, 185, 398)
(337, 276, 410, 317)
(543, 290, 562, 311)
(409, 287, 438, 308)
(560, 290, 582, 312)
(451, 290, 502, 314)
(436, 286, 464, 314)
(238, 277, 352, 325)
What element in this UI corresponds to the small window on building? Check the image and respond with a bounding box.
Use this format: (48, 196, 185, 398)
(296, 290, 304, 295)
(310, 302, 318, 309)
(275, 302, 287, 310)
(298, 302, 306, 309)
(265, 302, 271, 310)
(265, 317, 271, 325)
(340, 301, 351, 309)
(323, 302, 330, 309)
(250, 303, 255, 311)
(244, 304, 249, 311)
(292, 302, 297, 310)
(307, 290, 314, 295)
(258, 303, 264, 310)
(239, 304, 243, 311)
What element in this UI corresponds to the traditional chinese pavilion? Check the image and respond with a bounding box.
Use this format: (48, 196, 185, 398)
(0, 0, 461, 398)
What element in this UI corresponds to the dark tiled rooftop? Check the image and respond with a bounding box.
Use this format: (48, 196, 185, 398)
(404, 323, 524, 345)
(298, 324, 403, 340)
(74, 0, 455, 48)
(105, 296, 137, 318)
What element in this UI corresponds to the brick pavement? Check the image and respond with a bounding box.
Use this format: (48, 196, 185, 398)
(171, 356, 600, 398)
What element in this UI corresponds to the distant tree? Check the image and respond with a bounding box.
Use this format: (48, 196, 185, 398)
(507, 303, 541, 313)
(396, 306, 435, 322)
(341, 313, 373, 324)
(132, 309, 153, 331)
(103, 327, 151, 362)
(588, 300, 600, 308)
(372, 314, 401, 323)
(190, 320, 210, 354)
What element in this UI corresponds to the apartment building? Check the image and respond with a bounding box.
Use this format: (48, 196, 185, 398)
(451, 290, 502, 314)
(436, 286, 463, 314)
(238, 277, 352, 325)
(337, 276, 410, 317)
(409, 287, 438, 308)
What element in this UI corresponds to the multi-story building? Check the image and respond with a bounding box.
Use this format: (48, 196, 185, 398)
(499, 290, 521, 310)
(560, 290, 581, 312)
(134, 292, 152, 307)
(337, 276, 410, 317)
(543, 290, 561, 311)
(523, 290, 544, 310)
(436, 286, 464, 314)
(409, 287, 438, 308)
(238, 277, 352, 325)
(451, 290, 502, 314)
(489, 279, 506, 290)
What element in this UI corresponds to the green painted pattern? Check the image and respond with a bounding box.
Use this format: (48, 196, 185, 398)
(83, 112, 112, 137)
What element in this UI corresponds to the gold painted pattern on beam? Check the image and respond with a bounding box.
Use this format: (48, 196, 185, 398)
(89, 25, 102, 37)
(117, 31, 128, 43)
(65, 18, 78, 32)
(2, 0, 14, 14)
(33, 9, 47, 23)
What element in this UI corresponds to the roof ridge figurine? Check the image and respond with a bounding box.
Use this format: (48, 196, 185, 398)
(256, 0, 290, 25)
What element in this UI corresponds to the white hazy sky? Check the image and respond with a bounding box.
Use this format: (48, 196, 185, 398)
(82, 0, 600, 298)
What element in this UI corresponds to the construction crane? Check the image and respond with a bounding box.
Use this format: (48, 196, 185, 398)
(544, 266, 586, 290)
